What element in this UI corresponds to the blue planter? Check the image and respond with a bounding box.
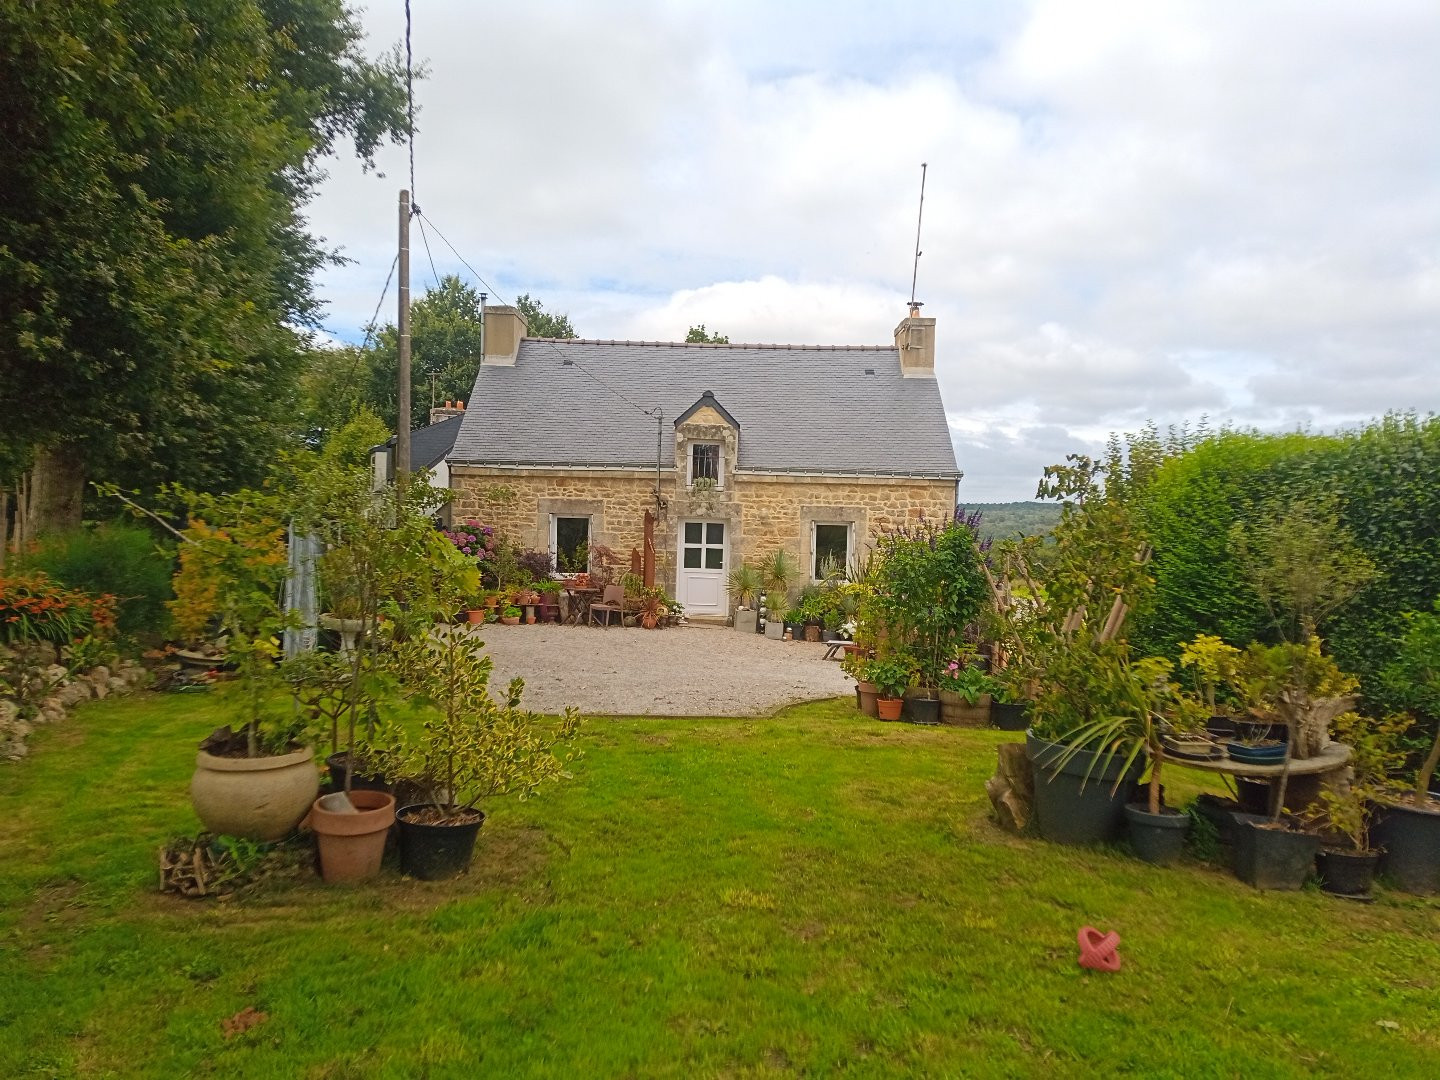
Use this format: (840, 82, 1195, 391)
(1226, 742, 1288, 765)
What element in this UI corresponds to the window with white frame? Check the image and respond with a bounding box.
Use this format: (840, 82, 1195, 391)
(550, 516, 591, 573)
(689, 442, 722, 487)
(812, 522, 852, 580)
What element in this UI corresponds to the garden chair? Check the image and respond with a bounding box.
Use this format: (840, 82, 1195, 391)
(589, 584, 625, 627)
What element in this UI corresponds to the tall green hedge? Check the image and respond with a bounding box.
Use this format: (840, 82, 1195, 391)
(1130, 415, 1440, 711)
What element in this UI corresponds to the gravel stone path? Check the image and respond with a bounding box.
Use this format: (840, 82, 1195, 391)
(473, 623, 852, 716)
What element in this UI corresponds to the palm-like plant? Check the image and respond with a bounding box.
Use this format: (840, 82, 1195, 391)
(726, 563, 763, 609)
(761, 549, 799, 597)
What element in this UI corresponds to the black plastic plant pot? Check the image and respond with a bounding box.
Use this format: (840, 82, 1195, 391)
(1205, 715, 1235, 738)
(1193, 793, 1246, 848)
(903, 695, 940, 726)
(990, 702, 1029, 731)
(1370, 800, 1440, 895)
(1232, 819, 1320, 890)
(397, 804, 485, 880)
(1026, 733, 1142, 846)
(1315, 847, 1381, 898)
(1124, 803, 1190, 866)
(325, 751, 390, 793)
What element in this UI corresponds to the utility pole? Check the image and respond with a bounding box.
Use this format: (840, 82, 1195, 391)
(396, 189, 412, 484)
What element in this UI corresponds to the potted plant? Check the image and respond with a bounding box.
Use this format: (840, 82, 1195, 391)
(1179, 634, 1241, 737)
(1308, 711, 1407, 898)
(639, 587, 664, 630)
(1370, 599, 1440, 894)
(783, 606, 805, 640)
(761, 550, 798, 607)
(146, 486, 321, 844)
(938, 660, 997, 727)
(1024, 636, 1149, 847)
(762, 591, 787, 639)
(868, 657, 910, 722)
(842, 652, 879, 717)
(377, 626, 584, 880)
(499, 605, 522, 626)
(727, 563, 762, 633)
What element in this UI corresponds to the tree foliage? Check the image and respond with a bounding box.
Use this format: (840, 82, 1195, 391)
(685, 324, 730, 344)
(0, 0, 410, 497)
(516, 293, 577, 341)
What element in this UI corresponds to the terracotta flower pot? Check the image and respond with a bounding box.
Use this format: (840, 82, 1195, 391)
(465, 609, 485, 624)
(190, 746, 318, 842)
(309, 790, 396, 884)
(855, 680, 879, 717)
(876, 696, 903, 721)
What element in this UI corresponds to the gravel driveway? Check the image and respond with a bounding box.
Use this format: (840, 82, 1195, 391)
(473, 623, 852, 716)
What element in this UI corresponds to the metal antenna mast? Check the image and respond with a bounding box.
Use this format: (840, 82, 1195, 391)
(909, 162, 928, 305)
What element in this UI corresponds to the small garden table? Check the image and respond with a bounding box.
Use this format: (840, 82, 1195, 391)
(563, 586, 598, 626)
(1171, 741, 1352, 816)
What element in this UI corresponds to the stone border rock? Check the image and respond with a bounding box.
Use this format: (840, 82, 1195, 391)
(1, 641, 150, 761)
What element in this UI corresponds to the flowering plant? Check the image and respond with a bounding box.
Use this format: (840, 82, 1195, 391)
(0, 571, 117, 645)
(442, 520, 497, 562)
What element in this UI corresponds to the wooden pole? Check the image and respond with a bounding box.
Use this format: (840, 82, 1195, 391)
(396, 189, 412, 483)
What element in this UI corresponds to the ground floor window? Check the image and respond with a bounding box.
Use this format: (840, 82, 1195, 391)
(812, 522, 852, 580)
(552, 516, 591, 572)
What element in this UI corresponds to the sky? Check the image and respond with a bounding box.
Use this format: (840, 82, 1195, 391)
(307, 0, 1440, 500)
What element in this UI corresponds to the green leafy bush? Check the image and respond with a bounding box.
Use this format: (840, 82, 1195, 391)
(0, 571, 115, 645)
(20, 521, 174, 638)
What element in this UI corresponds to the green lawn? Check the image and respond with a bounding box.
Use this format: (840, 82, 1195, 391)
(2, 692, 1438, 1078)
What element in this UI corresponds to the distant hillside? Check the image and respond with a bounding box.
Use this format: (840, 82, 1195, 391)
(962, 502, 1061, 541)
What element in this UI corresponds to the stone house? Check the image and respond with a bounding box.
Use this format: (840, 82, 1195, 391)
(446, 304, 960, 618)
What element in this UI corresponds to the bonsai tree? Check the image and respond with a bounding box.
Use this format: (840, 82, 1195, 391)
(1382, 599, 1440, 805)
(377, 623, 583, 824)
(1178, 634, 1241, 717)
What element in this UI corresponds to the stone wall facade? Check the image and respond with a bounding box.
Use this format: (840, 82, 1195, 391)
(449, 465, 958, 595)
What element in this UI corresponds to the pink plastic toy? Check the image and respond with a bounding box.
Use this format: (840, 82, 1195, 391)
(1077, 926, 1122, 972)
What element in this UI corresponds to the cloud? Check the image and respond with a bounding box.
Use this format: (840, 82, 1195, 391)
(309, 0, 1440, 497)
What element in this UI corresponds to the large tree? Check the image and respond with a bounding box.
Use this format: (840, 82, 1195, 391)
(516, 293, 577, 341)
(0, 0, 410, 533)
(363, 275, 487, 431)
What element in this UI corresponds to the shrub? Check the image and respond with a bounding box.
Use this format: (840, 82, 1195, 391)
(19, 521, 173, 638)
(0, 571, 116, 645)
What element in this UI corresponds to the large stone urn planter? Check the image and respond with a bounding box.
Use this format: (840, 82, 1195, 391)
(190, 746, 319, 841)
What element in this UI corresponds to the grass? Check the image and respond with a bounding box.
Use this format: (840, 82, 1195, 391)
(2, 691, 1438, 1078)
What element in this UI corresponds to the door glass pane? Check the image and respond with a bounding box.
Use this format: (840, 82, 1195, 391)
(705, 547, 724, 570)
(706, 522, 724, 544)
(683, 547, 702, 569)
(685, 522, 702, 544)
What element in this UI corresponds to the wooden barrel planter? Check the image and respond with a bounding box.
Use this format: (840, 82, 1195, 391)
(939, 690, 991, 727)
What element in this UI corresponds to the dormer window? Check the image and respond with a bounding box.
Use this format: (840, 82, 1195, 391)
(690, 442, 722, 488)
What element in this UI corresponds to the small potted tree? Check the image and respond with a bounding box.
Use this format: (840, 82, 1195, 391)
(377, 624, 584, 880)
(1312, 711, 1409, 898)
(1179, 634, 1242, 737)
(1370, 600, 1440, 894)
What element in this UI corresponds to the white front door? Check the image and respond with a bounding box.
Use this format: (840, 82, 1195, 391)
(678, 521, 727, 615)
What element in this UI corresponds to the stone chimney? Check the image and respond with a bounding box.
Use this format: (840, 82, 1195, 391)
(893, 302, 936, 379)
(429, 399, 465, 426)
(482, 304, 527, 367)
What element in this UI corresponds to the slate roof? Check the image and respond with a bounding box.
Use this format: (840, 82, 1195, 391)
(449, 339, 960, 477)
(389, 412, 462, 470)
